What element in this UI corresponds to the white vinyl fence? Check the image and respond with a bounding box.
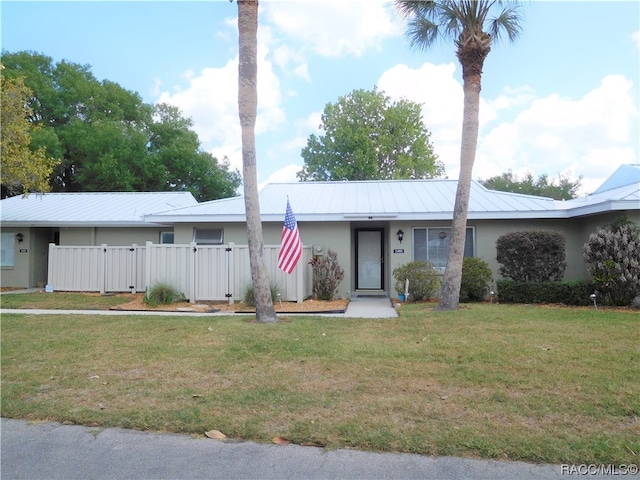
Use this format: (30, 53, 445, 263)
(47, 242, 313, 303)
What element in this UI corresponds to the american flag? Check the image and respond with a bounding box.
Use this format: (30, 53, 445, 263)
(277, 199, 302, 274)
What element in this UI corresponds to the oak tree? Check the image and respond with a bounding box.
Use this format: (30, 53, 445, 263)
(298, 88, 443, 181)
(0, 69, 59, 197)
(0, 51, 241, 201)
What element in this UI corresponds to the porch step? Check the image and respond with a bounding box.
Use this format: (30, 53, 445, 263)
(352, 290, 388, 299)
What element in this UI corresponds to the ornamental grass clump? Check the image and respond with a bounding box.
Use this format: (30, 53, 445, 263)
(243, 282, 281, 307)
(144, 283, 185, 307)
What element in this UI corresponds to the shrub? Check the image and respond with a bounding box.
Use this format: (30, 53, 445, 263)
(392, 261, 440, 301)
(496, 231, 566, 282)
(243, 282, 281, 307)
(583, 219, 640, 306)
(310, 250, 345, 300)
(496, 279, 596, 306)
(460, 257, 493, 302)
(144, 283, 186, 306)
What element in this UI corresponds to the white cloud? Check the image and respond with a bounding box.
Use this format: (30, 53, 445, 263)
(262, 0, 402, 58)
(632, 30, 640, 50)
(271, 42, 310, 81)
(377, 62, 638, 194)
(378, 62, 465, 178)
(267, 164, 301, 183)
(475, 74, 638, 195)
(258, 164, 302, 191)
(156, 42, 285, 173)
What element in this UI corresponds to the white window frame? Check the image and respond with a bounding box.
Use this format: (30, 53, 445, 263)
(1, 232, 16, 268)
(194, 228, 224, 245)
(412, 227, 475, 271)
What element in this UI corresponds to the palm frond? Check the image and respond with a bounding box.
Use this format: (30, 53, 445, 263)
(488, 3, 523, 43)
(406, 17, 440, 51)
(396, 0, 523, 48)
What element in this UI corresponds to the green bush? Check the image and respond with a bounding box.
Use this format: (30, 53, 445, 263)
(496, 280, 596, 306)
(460, 257, 493, 302)
(310, 250, 345, 300)
(583, 218, 640, 306)
(496, 231, 566, 282)
(144, 283, 186, 306)
(243, 282, 281, 307)
(392, 261, 440, 301)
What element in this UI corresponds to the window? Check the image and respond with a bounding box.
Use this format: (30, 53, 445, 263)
(160, 232, 174, 244)
(413, 227, 474, 269)
(194, 228, 223, 245)
(1, 233, 16, 267)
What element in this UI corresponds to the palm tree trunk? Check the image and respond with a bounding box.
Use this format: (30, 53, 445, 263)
(237, 0, 277, 323)
(437, 66, 482, 310)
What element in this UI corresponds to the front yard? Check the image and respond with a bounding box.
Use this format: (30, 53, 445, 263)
(1, 300, 638, 464)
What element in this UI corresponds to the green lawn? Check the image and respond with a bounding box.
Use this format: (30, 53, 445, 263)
(0, 291, 133, 310)
(1, 301, 638, 464)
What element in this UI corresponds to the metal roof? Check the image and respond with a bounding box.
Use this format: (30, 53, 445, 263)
(1, 191, 198, 227)
(4, 167, 636, 227)
(558, 180, 640, 217)
(145, 180, 565, 223)
(593, 164, 640, 194)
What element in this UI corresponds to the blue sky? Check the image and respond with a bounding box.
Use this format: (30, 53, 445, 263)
(2, 0, 639, 195)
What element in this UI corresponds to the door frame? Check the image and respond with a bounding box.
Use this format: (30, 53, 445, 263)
(354, 228, 385, 291)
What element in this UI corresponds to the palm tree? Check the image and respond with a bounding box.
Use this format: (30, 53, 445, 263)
(395, 0, 522, 310)
(237, 0, 277, 323)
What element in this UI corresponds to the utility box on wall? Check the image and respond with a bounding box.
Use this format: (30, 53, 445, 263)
(313, 245, 325, 256)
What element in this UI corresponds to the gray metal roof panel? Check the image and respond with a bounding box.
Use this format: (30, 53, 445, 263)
(145, 180, 561, 223)
(592, 164, 640, 194)
(1, 191, 198, 226)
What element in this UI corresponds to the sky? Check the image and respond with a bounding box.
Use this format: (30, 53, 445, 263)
(2, 0, 639, 196)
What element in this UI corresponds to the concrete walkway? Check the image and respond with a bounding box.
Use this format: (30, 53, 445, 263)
(1, 418, 570, 480)
(1, 291, 399, 318)
(344, 295, 399, 318)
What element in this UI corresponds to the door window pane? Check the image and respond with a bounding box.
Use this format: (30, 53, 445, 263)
(357, 230, 382, 289)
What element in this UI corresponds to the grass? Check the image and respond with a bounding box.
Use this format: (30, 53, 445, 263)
(0, 291, 134, 310)
(1, 298, 638, 465)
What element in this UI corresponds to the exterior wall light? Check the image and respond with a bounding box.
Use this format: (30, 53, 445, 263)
(16, 233, 24, 243)
(396, 229, 404, 243)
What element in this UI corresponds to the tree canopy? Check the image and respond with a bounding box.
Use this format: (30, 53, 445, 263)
(297, 88, 444, 181)
(0, 51, 241, 201)
(0, 66, 60, 197)
(480, 170, 582, 200)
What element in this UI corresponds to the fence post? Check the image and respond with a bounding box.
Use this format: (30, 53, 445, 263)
(47, 243, 55, 288)
(99, 244, 107, 295)
(227, 242, 235, 305)
(189, 242, 196, 303)
(129, 244, 137, 294)
(296, 252, 304, 303)
(145, 241, 153, 294)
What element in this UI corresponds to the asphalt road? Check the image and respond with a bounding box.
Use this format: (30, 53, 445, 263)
(0, 418, 572, 480)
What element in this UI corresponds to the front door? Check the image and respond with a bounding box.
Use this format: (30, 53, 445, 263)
(356, 229, 384, 290)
